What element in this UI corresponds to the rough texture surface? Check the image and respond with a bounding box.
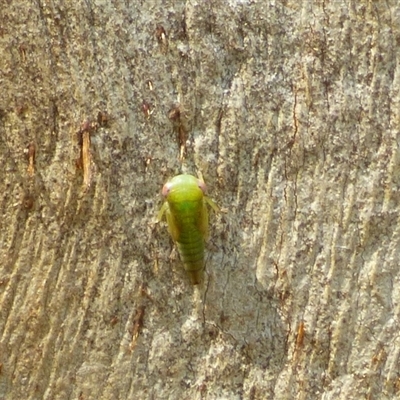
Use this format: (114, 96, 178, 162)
(1, 1, 400, 399)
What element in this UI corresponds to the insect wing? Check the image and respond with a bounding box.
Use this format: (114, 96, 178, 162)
(198, 200, 209, 240)
(165, 206, 180, 242)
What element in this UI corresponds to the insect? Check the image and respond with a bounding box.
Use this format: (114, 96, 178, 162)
(158, 174, 218, 284)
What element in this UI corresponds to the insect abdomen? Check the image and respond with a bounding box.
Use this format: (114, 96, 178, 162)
(176, 217, 205, 284)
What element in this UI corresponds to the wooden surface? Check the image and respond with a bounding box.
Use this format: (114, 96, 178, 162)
(1, 1, 400, 399)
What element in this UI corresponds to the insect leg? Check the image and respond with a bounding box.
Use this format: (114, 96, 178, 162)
(204, 196, 219, 213)
(165, 209, 180, 241)
(158, 202, 168, 221)
(198, 202, 210, 240)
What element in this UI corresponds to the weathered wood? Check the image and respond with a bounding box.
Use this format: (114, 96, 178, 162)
(1, 1, 399, 399)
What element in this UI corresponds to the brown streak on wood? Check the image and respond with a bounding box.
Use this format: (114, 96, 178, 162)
(130, 305, 145, 352)
(168, 104, 187, 162)
(27, 142, 35, 176)
(82, 130, 91, 189)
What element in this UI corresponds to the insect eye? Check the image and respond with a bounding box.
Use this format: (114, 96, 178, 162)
(197, 180, 207, 193)
(162, 182, 171, 197)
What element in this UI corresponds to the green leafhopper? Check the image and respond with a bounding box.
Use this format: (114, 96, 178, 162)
(158, 174, 218, 284)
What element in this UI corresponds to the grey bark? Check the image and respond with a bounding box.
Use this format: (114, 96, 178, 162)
(1, 1, 399, 399)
